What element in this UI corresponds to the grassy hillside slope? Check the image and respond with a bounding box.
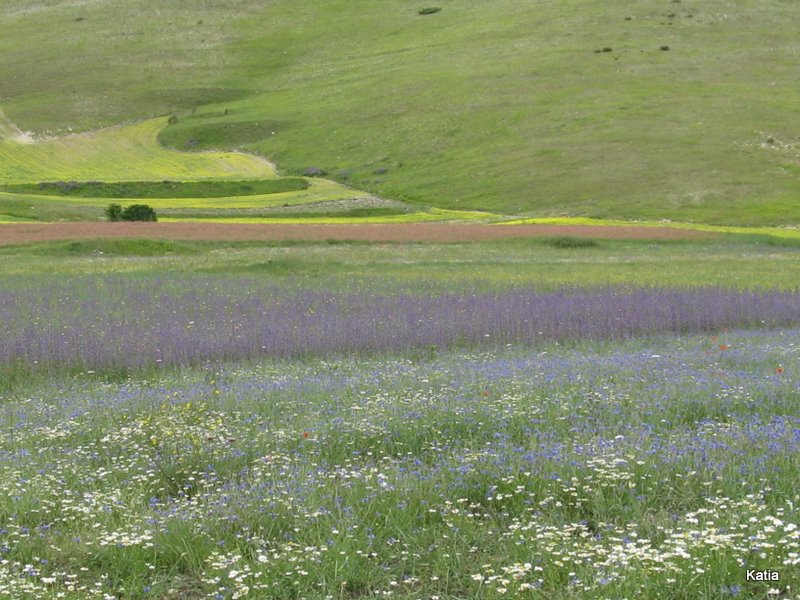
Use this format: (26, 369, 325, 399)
(1, 0, 798, 224)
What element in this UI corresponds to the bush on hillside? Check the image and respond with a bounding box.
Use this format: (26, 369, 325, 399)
(106, 203, 157, 222)
(105, 203, 123, 222)
(122, 204, 158, 222)
(418, 7, 442, 15)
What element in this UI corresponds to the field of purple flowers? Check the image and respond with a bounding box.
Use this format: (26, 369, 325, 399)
(2, 275, 800, 382)
(1, 324, 799, 598)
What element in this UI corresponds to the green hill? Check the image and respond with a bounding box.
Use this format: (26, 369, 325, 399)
(1, 0, 798, 225)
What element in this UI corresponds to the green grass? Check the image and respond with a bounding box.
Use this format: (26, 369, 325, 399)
(2, 237, 799, 290)
(0, 195, 99, 221)
(542, 236, 599, 249)
(2, 0, 799, 224)
(0, 178, 308, 199)
(21, 238, 208, 257)
(504, 217, 800, 241)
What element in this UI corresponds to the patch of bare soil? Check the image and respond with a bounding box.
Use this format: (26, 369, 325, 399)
(0, 222, 717, 246)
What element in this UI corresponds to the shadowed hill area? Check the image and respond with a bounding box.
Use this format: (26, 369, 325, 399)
(1, 0, 798, 225)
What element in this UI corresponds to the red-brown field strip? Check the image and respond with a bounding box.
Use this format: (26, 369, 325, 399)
(0, 222, 717, 246)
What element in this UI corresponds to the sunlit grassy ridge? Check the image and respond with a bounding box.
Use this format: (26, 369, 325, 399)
(2, 0, 799, 224)
(0, 119, 275, 183)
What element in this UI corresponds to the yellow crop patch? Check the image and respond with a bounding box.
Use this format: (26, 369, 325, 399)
(0, 118, 276, 184)
(0, 215, 36, 223)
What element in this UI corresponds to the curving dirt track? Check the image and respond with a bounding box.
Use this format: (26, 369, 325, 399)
(0, 222, 717, 246)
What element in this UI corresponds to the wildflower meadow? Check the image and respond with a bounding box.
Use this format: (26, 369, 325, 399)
(1, 269, 799, 599)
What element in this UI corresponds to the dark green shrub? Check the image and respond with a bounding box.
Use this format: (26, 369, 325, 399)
(105, 203, 123, 222)
(121, 204, 158, 222)
(167, 115, 179, 125)
(418, 7, 441, 15)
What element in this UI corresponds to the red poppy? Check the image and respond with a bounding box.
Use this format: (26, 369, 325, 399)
(302, 431, 310, 439)
(719, 344, 729, 351)
(776, 367, 785, 374)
